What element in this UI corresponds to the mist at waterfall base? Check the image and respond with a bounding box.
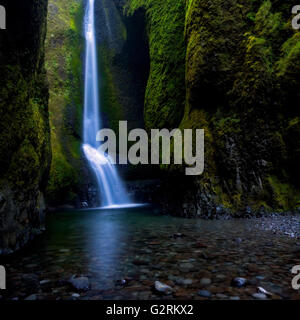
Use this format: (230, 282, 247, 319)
(82, 0, 133, 209)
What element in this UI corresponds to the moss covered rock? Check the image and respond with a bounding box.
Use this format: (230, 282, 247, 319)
(125, 0, 300, 216)
(0, 0, 50, 253)
(45, 0, 85, 205)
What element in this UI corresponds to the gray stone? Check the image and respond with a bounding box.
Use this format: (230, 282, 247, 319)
(200, 278, 212, 287)
(232, 277, 247, 288)
(252, 293, 267, 299)
(175, 278, 193, 285)
(69, 276, 89, 291)
(154, 281, 172, 295)
(197, 290, 212, 298)
(179, 263, 194, 272)
(25, 294, 37, 301)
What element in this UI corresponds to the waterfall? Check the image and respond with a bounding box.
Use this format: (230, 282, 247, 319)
(82, 0, 131, 208)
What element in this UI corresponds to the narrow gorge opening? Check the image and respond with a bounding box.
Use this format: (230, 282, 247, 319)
(0, 0, 300, 303)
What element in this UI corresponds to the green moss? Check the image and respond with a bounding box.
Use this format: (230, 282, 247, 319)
(266, 175, 300, 210)
(277, 33, 300, 87)
(0, 0, 50, 251)
(45, 0, 84, 204)
(126, 0, 186, 130)
(98, 46, 124, 133)
(123, 0, 300, 214)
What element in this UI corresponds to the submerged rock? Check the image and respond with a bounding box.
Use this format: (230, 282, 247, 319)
(179, 263, 194, 272)
(154, 281, 173, 295)
(257, 286, 272, 297)
(252, 293, 267, 299)
(197, 290, 212, 298)
(69, 276, 89, 291)
(116, 279, 126, 286)
(231, 277, 247, 288)
(235, 238, 243, 244)
(25, 294, 37, 301)
(200, 278, 212, 287)
(175, 278, 193, 285)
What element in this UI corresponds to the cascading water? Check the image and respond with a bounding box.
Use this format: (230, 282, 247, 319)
(82, 0, 130, 208)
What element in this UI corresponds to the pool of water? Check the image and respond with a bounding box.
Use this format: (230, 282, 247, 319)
(1, 206, 299, 300)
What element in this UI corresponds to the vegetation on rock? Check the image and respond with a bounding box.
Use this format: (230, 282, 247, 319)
(124, 0, 300, 215)
(45, 0, 84, 205)
(0, 0, 50, 253)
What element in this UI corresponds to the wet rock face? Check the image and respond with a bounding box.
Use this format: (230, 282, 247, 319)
(0, 0, 50, 254)
(124, 0, 300, 216)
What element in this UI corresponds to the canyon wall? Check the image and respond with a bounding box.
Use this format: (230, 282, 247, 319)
(48, 0, 300, 215)
(45, 0, 86, 206)
(0, 0, 50, 254)
(2, 0, 297, 226)
(122, 0, 300, 216)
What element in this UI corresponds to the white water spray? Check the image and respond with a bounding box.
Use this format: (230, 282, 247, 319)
(83, 0, 130, 207)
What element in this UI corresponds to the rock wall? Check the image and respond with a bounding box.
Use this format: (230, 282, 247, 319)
(0, 0, 50, 254)
(123, 0, 300, 216)
(45, 0, 86, 206)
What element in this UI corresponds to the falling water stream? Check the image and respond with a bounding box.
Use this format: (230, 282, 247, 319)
(82, 0, 131, 208)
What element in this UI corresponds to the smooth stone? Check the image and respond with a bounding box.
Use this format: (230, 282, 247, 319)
(179, 263, 194, 272)
(154, 281, 172, 295)
(200, 278, 212, 287)
(197, 290, 212, 298)
(175, 278, 193, 285)
(252, 293, 267, 299)
(257, 286, 272, 296)
(72, 293, 80, 298)
(230, 296, 240, 300)
(40, 279, 51, 285)
(69, 276, 89, 291)
(231, 277, 247, 288)
(25, 294, 37, 301)
(216, 294, 227, 299)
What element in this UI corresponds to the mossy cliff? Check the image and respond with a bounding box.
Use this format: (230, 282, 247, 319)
(0, 0, 50, 254)
(125, 0, 186, 129)
(123, 0, 300, 216)
(45, 0, 85, 206)
(95, 0, 148, 134)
